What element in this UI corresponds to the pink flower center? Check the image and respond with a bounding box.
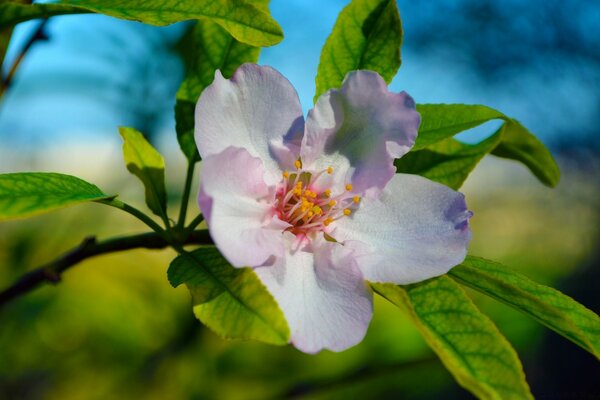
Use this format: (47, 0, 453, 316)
(274, 160, 360, 236)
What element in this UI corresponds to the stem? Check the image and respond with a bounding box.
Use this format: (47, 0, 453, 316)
(177, 161, 196, 228)
(0, 230, 213, 307)
(98, 198, 166, 235)
(1, 19, 48, 99)
(186, 213, 205, 232)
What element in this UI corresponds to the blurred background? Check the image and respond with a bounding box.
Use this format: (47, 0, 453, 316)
(1, 0, 599, 398)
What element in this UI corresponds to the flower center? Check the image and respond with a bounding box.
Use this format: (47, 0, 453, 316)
(274, 160, 360, 236)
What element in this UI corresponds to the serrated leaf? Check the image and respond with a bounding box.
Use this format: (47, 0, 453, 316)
(175, 20, 261, 162)
(0, 0, 282, 47)
(314, 0, 402, 101)
(0, 172, 112, 221)
(373, 278, 533, 400)
(119, 126, 167, 218)
(400, 104, 560, 188)
(168, 247, 290, 345)
(450, 256, 600, 360)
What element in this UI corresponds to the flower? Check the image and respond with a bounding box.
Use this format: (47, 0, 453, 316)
(195, 64, 472, 354)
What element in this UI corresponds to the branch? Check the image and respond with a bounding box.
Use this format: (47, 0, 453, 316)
(0, 230, 213, 307)
(1, 19, 49, 98)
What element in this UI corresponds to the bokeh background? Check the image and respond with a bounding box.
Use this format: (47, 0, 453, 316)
(1, 0, 599, 398)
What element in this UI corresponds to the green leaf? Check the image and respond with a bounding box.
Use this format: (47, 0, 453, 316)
(0, 172, 112, 221)
(315, 0, 402, 101)
(373, 278, 533, 400)
(414, 104, 504, 151)
(168, 247, 290, 345)
(450, 256, 600, 360)
(119, 127, 167, 218)
(490, 119, 560, 187)
(0, 0, 283, 47)
(175, 20, 261, 162)
(399, 104, 560, 188)
(395, 130, 501, 190)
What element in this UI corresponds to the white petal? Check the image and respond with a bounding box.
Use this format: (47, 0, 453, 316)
(333, 174, 472, 284)
(302, 71, 420, 193)
(254, 234, 373, 353)
(199, 147, 289, 268)
(195, 64, 304, 184)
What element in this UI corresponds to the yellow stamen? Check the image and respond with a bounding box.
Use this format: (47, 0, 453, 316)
(328, 200, 337, 207)
(343, 209, 351, 216)
(323, 189, 332, 198)
(323, 217, 334, 226)
(353, 196, 361, 204)
(307, 211, 314, 218)
(345, 183, 353, 191)
(282, 171, 289, 178)
(312, 206, 322, 215)
(327, 166, 333, 174)
(294, 159, 302, 169)
(296, 181, 303, 188)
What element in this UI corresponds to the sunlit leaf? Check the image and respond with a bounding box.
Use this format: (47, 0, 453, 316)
(315, 0, 402, 101)
(373, 278, 533, 400)
(119, 126, 167, 218)
(0, 172, 112, 221)
(175, 20, 261, 162)
(451, 256, 600, 360)
(399, 104, 560, 188)
(0, 0, 283, 47)
(168, 247, 290, 345)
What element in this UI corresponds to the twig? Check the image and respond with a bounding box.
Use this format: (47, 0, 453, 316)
(1, 19, 49, 98)
(0, 230, 213, 307)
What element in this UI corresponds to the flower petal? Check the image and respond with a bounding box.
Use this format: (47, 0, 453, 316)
(254, 234, 373, 353)
(199, 147, 289, 268)
(195, 64, 304, 184)
(333, 174, 472, 284)
(302, 71, 420, 194)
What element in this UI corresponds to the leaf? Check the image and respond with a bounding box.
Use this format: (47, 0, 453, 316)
(373, 278, 533, 400)
(414, 104, 504, 151)
(0, 172, 112, 221)
(450, 256, 600, 360)
(119, 127, 167, 218)
(399, 104, 560, 188)
(0, 0, 283, 47)
(168, 247, 290, 345)
(175, 20, 261, 162)
(490, 119, 560, 187)
(395, 129, 501, 190)
(314, 0, 402, 101)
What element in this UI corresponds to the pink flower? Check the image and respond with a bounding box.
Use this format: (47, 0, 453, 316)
(195, 64, 472, 353)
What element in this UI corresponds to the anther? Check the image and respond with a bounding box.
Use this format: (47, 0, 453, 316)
(345, 184, 353, 191)
(324, 217, 334, 226)
(323, 189, 332, 198)
(353, 196, 360, 204)
(327, 166, 333, 174)
(328, 200, 337, 207)
(343, 209, 352, 216)
(294, 159, 302, 169)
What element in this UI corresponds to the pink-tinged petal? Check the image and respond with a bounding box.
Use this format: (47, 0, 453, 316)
(254, 234, 373, 353)
(199, 147, 289, 268)
(195, 64, 304, 184)
(302, 71, 420, 194)
(333, 174, 472, 284)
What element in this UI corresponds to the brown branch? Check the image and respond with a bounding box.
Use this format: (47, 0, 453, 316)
(0, 230, 213, 307)
(0, 18, 49, 98)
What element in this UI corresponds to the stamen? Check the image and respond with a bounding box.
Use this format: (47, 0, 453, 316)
(282, 171, 289, 179)
(345, 183, 353, 191)
(327, 166, 333, 174)
(323, 189, 332, 198)
(294, 159, 302, 169)
(353, 196, 360, 204)
(328, 200, 337, 207)
(343, 209, 352, 216)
